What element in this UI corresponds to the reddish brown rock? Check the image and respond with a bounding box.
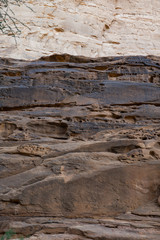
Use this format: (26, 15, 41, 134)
(0, 55, 160, 239)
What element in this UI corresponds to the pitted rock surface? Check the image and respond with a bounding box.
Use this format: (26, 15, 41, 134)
(0, 55, 160, 239)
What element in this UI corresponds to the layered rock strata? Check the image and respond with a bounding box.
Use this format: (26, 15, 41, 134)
(0, 55, 160, 239)
(0, 0, 160, 60)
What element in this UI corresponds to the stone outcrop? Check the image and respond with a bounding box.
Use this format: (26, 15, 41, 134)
(0, 55, 160, 239)
(0, 0, 160, 60)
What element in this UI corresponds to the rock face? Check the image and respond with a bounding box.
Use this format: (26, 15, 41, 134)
(0, 54, 160, 239)
(0, 0, 160, 60)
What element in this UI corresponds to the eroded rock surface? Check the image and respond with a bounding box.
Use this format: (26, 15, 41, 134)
(0, 55, 160, 239)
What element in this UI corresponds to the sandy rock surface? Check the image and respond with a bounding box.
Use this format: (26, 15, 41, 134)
(0, 54, 160, 239)
(0, 0, 160, 60)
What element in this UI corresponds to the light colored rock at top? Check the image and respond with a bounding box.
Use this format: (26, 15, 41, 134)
(0, 0, 160, 60)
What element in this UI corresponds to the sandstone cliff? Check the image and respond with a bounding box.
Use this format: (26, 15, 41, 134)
(0, 0, 160, 60)
(0, 1, 160, 239)
(0, 55, 160, 239)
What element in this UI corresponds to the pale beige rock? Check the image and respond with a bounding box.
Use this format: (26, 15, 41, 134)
(0, 0, 160, 60)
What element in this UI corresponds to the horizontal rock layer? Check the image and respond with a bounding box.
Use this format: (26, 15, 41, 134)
(0, 0, 160, 60)
(0, 55, 160, 239)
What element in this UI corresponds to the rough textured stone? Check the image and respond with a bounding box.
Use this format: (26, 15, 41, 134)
(0, 0, 160, 60)
(0, 54, 160, 239)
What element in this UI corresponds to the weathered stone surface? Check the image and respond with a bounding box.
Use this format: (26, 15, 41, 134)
(1, 216, 160, 240)
(0, 55, 160, 239)
(0, 0, 160, 60)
